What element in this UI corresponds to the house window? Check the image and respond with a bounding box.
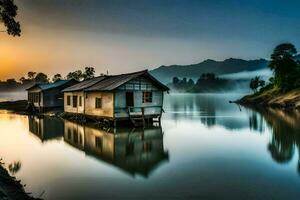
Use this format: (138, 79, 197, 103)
(30, 92, 40, 103)
(79, 96, 82, 107)
(142, 91, 152, 103)
(73, 96, 78, 108)
(95, 98, 102, 109)
(67, 96, 71, 106)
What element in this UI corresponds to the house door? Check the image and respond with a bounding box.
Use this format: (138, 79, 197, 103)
(126, 92, 134, 107)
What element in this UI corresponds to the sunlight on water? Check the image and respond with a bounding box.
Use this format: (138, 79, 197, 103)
(0, 93, 300, 200)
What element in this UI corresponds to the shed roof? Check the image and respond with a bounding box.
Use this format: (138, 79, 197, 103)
(27, 80, 77, 91)
(62, 70, 169, 92)
(61, 76, 106, 92)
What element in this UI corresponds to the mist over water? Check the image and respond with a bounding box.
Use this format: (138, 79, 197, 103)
(0, 91, 27, 102)
(220, 68, 272, 81)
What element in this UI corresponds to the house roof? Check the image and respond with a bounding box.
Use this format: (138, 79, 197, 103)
(26, 80, 77, 91)
(62, 70, 169, 92)
(61, 76, 106, 92)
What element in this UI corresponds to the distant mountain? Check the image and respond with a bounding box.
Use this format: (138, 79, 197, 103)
(150, 58, 268, 83)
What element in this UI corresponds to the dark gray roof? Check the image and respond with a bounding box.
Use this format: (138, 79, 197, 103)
(62, 70, 169, 92)
(27, 80, 77, 91)
(62, 76, 106, 92)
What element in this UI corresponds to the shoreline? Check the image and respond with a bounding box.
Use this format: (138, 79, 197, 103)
(237, 88, 300, 110)
(0, 159, 40, 200)
(0, 100, 29, 114)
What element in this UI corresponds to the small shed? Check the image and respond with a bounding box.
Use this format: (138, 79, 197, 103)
(62, 70, 169, 126)
(27, 79, 78, 112)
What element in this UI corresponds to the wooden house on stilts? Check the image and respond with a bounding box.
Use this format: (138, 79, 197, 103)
(62, 70, 169, 127)
(27, 79, 78, 112)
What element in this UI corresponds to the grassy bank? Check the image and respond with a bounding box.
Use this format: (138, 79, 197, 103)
(239, 88, 300, 109)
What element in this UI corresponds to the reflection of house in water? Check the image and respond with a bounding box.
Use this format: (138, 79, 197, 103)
(28, 115, 64, 142)
(64, 120, 169, 177)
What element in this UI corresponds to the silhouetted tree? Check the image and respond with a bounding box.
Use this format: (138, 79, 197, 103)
(6, 78, 16, 85)
(187, 78, 194, 86)
(269, 43, 300, 91)
(66, 70, 83, 81)
(35, 72, 49, 83)
(0, 0, 21, 36)
(52, 73, 62, 82)
(19, 76, 25, 83)
(82, 67, 95, 80)
(27, 72, 36, 80)
(172, 77, 180, 84)
(250, 76, 265, 93)
(201, 73, 216, 80)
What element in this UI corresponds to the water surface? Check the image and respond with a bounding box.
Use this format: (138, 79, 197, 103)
(0, 93, 300, 200)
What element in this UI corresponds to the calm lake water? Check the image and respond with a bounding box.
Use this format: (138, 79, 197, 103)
(1, 93, 300, 200)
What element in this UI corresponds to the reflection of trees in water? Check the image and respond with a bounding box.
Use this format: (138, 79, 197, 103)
(252, 108, 300, 174)
(248, 111, 264, 133)
(200, 97, 216, 127)
(8, 161, 22, 175)
(169, 95, 216, 127)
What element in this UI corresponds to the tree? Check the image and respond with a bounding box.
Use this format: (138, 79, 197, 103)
(82, 67, 95, 80)
(6, 78, 16, 85)
(187, 78, 195, 87)
(52, 74, 62, 82)
(27, 72, 36, 80)
(172, 77, 180, 85)
(35, 73, 49, 83)
(66, 70, 83, 81)
(19, 76, 25, 83)
(0, 0, 21, 36)
(269, 43, 300, 91)
(250, 76, 265, 93)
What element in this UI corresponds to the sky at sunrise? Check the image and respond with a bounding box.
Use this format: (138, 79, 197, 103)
(1, 0, 300, 80)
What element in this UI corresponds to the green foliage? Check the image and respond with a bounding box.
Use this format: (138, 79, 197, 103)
(249, 76, 265, 93)
(66, 67, 96, 81)
(172, 77, 179, 84)
(82, 67, 95, 80)
(201, 73, 216, 80)
(170, 73, 236, 92)
(66, 70, 83, 81)
(0, 0, 21, 36)
(269, 43, 300, 91)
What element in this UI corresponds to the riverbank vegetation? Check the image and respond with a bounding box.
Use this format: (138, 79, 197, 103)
(240, 43, 300, 109)
(0, 67, 97, 92)
(168, 73, 247, 93)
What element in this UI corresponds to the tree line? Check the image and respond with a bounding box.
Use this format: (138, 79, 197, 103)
(0, 67, 99, 87)
(170, 73, 236, 92)
(250, 43, 300, 94)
